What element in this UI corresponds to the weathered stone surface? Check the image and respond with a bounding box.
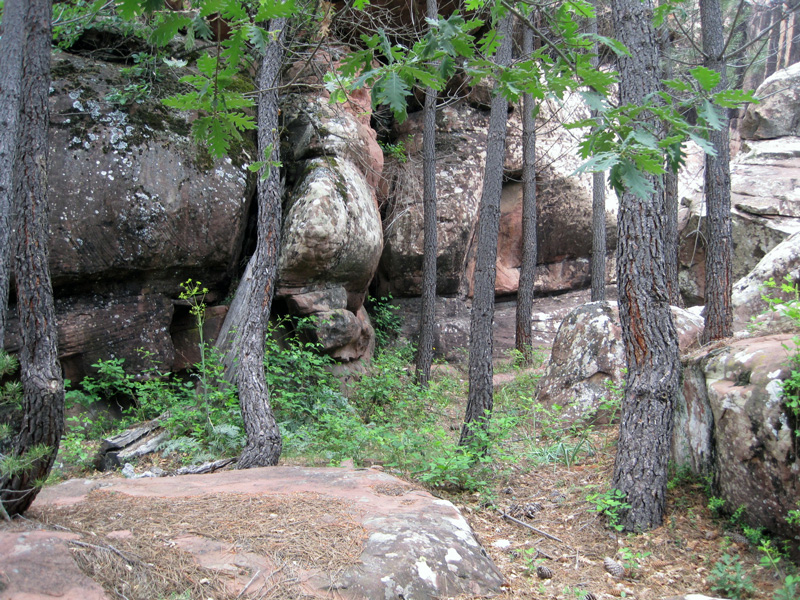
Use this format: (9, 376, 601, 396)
(732, 231, 800, 330)
(0, 529, 108, 600)
(48, 52, 252, 292)
(395, 288, 611, 362)
(536, 302, 704, 421)
(678, 138, 800, 305)
(279, 156, 382, 295)
(741, 62, 800, 140)
(672, 336, 800, 550)
(5, 293, 174, 383)
(27, 467, 504, 599)
(379, 98, 616, 298)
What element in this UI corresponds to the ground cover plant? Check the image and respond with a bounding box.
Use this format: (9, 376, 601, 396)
(36, 289, 799, 599)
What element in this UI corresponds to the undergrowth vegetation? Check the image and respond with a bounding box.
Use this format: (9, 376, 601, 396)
(52, 290, 611, 493)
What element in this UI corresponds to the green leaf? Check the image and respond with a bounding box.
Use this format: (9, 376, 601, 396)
(591, 34, 630, 57)
(574, 151, 618, 174)
(690, 66, 721, 91)
(254, 0, 296, 21)
(611, 159, 655, 199)
(698, 99, 723, 130)
(689, 131, 717, 157)
(662, 78, 691, 92)
(375, 71, 410, 120)
(713, 88, 758, 108)
(437, 55, 456, 81)
(630, 129, 659, 150)
(149, 14, 192, 46)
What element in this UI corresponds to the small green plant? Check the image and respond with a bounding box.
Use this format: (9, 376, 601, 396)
(618, 546, 651, 576)
(757, 539, 785, 576)
(378, 140, 408, 163)
(773, 575, 799, 600)
(708, 496, 726, 516)
(587, 488, 631, 532)
(365, 294, 402, 350)
(709, 553, 757, 599)
(786, 502, 800, 526)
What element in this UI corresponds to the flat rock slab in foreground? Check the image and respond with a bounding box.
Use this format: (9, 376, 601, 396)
(0, 466, 504, 599)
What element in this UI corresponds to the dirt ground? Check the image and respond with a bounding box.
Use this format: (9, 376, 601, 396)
(443, 428, 793, 600)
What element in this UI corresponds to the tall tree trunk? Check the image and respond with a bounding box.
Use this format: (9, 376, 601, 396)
(415, 0, 439, 387)
(700, 0, 733, 343)
(610, 0, 681, 532)
(0, 0, 26, 348)
(515, 23, 538, 362)
(460, 13, 513, 449)
(589, 1, 607, 303)
(790, 2, 800, 66)
(766, 0, 782, 77)
(659, 5, 681, 306)
(0, 0, 64, 518)
(236, 18, 287, 469)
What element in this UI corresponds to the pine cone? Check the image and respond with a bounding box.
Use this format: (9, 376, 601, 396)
(523, 502, 544, 518)
(507, 503, 522, 518)
(536, 565, 553, 579)
(583, 592, 598, 600)
(604, 556, 625, 578)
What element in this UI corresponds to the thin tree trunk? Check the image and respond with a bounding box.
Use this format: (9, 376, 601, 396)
(700, 0, 733, 343)
(766, 0, 782, 77)
(589, 2, 606, 303)
(460, 13, 513, 449)
(0, 0, 64, 517)
(790, 2, 800, 65)
(659, 5, 681, 306)
(0, 0, 25, 348)
(415, 0, 439, 387)
(236, 18, 287, 469)
(610, 0, 681, 532)
(515, 23, 538, 362)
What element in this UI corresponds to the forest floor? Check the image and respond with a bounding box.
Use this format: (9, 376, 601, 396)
(441, 423, 794, 600)
(33, 353, 798, 600)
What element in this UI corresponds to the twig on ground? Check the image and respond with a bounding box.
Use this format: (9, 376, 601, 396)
(498, 509, 566, 544)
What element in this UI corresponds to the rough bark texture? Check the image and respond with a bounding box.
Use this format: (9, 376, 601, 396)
(460, 13, 513, 448)
(610, 0, 681, 532)
(236, 19, 287, 469)
(0, 0, 25, 347)
(700, 0, 733, 343)
(589, 2, 606, 303)
(0, 0, 65, 517)
(791, 4, 800, 66)
(415, 0, 439, 387)
(766, 0, 782, 78)
(515, 24, 538, 360)
(659, 16, 681, 306)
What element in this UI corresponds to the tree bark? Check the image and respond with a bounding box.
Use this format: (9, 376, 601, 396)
(515, 24, 538, 362)
(610, 0, 681, 532)
(415, 0, 439, 387)
(236, 18, 287, 469)
(700, 0, 733, 343)
(460, 13, 513, 449)
(790, 3, 800, 66)
(0, 0, 65, 517)
(0, 0, 25, 348)
(766, 0, 783, 78)
(659, 6, 681, 306)
(589, 1, 607, 303)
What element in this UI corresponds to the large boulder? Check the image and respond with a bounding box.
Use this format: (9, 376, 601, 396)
(741, 62, 800, 140)
(48, 51, 253, 292)
(378, 96, 616, 298)
(732, 230, 800, 330)
(678, 138, 800, 305)
(3, 51, 255, 378)
(21, 466, 505, 600)
(274, 51, 385, 361)
(536, 302, 704, 421)
(672, 336, 800, 551)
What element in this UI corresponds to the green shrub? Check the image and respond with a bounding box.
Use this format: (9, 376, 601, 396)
(709, 553, 757, 599)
